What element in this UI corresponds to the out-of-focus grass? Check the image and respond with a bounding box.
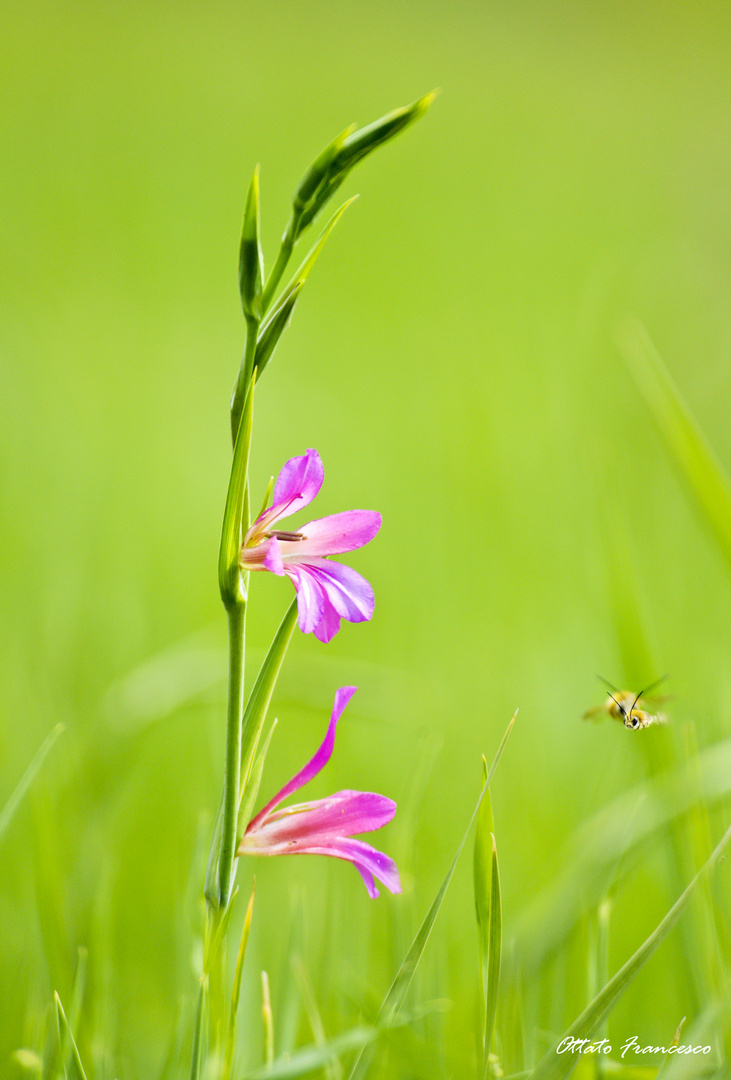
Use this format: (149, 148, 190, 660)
(3, 0, 731, 1076)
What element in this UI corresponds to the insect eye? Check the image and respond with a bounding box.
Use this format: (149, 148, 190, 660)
(631, 717, 640, 729)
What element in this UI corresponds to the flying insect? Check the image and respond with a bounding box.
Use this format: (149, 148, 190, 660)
(583, 676, 669, 730)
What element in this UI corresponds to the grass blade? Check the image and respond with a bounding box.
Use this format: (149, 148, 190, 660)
(474, 756, 494, 996)
(222, 879, 256, 1080)
(655, 1017, 686, 1079)
(241, 1028, 376, 1080)
(261, 971, 274, 1066)
(484, 836, 502, 1079)
(617, 318, 731, 573)
(528, 818, 731, 1080)
(0, 723, 64, 842)
(67, 947, 88, 1055)
(189, 980, 206, 1080)
(348, 711, 517, 1080)
(516, 732, 731, 972)
(292, 956, 342, 1080)
(54, 993, 88, 1080)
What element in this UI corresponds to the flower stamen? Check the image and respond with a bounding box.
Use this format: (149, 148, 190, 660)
(266, 530, 307, 541)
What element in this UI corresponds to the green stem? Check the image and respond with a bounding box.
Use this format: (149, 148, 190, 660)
(217, 601, 247, 907)
(261, 213, 299, 314)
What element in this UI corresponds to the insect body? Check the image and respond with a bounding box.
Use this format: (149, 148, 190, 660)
(583, 677, 668, 730)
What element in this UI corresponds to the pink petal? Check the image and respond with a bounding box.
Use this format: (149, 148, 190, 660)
(246, 686, 357, 829)
(262, 537, 284, 575)
(292, 837, 402, 897)
(302, 560, 375, 623)
(260, 791, 397, 841)
(238, 833, 401, 899)
(285, 561, 375, 642)
(354, 863, 381, 899)
(271, 449, 324, 519)
(313, 602, 342, 644)
(287, 564, 326, 635)
(290, 510, 382, 558)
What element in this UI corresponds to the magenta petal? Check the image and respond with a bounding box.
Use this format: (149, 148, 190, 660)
(238, 833, 401, 898)
(262, 537, 284, 575)
(271, 449, 324, 519)
(293, 837, 402, 897)
(247, 686, 357, 829)
(303, 560, 375, 624)
(312, 601, 342, 644)
(264, 791, 397, 840)
(287, 564, 326, 635)
(354, 863, 380, 898)
(293, 510, 382, 558)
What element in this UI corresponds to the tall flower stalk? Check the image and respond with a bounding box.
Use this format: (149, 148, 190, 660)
(195, 93, 435, 1075)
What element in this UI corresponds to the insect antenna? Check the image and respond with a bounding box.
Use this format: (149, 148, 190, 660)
(606, 691, 627, 720)
(630, 674, 668, 713)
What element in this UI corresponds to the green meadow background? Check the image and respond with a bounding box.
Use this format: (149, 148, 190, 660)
(3, 1, 731, 1075)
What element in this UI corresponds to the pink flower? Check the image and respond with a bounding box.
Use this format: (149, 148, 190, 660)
(240, 449, 381, 643)
(237, 687, 401, 899)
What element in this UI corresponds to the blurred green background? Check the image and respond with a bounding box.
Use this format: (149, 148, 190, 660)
(3, 0, 731, 1075)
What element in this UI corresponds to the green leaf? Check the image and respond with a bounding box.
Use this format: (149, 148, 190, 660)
(617, 319, 731, 574)
(219, 373, 255, 606)
(516, 732, 731, 973)
(484, 836, 502, 1079)
(54, 993, 88, 1080)
(222, 879, 256, 1080)
(0, 723, 64, 842)
(189, 981, 206, 1080)
(239, 165, 264, 321)
(298, 91, 438, 237)
(253, 280, 303, 379)
(292, 956, 343, 1080)
(41, 1001, 59, 1080)
(292, 124, 354, 215)
(241, 1027, 376, 1080)
(528, 818, 731, 1080)
(204, 886, 238, 977)
(238, 719, 278, 834)
(261, 971, 274, 1066)
(68, 948, 88, 1047)
(203, 792, 224, 907)
(348, 711, 517, 1080)
(655, 1016, 686, 1080)
(261, 93, 435, 311)
(474, 755, 494, 988)
(296, 172, 350, 234)
(332, 90, 438, 174)
(238, 598, 298, 806)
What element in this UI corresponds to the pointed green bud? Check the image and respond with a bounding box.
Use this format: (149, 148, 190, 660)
(297, 171, 348, 234)
(292, 92, 437, 240)
(239, 165, 264, 321)
(332, 90, 439, 173)
(293, 124, 355, 214)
